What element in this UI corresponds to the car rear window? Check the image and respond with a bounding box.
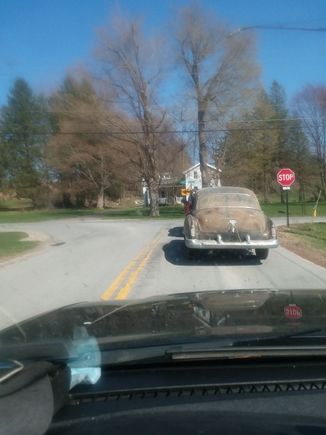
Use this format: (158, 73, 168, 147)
(197, 192, 261, 209)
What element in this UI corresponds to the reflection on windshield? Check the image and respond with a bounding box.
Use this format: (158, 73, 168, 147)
(0, 0, 326, 363)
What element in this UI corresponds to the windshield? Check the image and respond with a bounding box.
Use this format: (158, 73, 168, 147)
(1, 0, 326, 367)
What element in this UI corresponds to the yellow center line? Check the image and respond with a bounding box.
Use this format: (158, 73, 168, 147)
(115, 237, 161, 300)
(100, 232, 162, 301)
(100, 251, 145, 301)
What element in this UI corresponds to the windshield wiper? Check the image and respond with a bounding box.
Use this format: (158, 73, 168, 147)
(168, 345, 326, 362)
(234, 328, 326, 347)
(102, 344, 326, 366)
(166, 330, 326, 362)
(99, 337, 326, 367)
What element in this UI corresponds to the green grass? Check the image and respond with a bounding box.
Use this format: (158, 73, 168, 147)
(0, 200, 325, 224)
(0, 232, 38, 258)
(280, 223, 326, 251)
(0, 209, 95, 223)
(100, 205, 185, 219)
(261, 202, 326, 217)
(0, 198, 33, 210)
(0, 205, 185, 223)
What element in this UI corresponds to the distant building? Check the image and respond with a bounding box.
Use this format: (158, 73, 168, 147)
(183, 163, 218, 190)
(142, 175, 184, 206)
(142, 163, 218, 205)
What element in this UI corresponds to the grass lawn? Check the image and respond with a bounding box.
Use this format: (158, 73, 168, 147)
(0, 198, 33, 210)
(0, 205, 185, 223)
(99, 205, 185, 219)
(0, 232, 38, 258)
(261, 202, 326, 217)
(279, 223, 326, 251)
(278, 223, 326, 268)
(0, 200, 325, 224)
(0, 209, 95, 223)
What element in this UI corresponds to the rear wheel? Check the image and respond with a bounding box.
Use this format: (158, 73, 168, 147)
(256, 248, 269, 260)
(186, 247, 200, 260)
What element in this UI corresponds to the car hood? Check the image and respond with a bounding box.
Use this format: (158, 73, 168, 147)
(2, 289, 326, 350)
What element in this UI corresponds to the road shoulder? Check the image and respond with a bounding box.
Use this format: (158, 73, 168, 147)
(0, 230, 51, 266)
(278, 225, 326, 268)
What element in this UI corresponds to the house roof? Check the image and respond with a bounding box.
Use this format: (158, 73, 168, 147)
(183, 162, 217, 175)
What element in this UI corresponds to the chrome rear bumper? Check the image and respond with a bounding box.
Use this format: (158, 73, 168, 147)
(185, 237, 278, 250)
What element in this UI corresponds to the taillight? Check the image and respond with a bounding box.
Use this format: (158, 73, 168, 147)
(271, 224, 276, 239)
(189, 217, 197, 238)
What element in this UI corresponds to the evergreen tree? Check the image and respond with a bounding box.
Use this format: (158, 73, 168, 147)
(286, 117, 314, 201)
(0, 78, 51, 200)
(223, 90, 279, 201)
(269, 80, 287, 117)
(268, 81, 314, 201)
(268, 81, 289, 202)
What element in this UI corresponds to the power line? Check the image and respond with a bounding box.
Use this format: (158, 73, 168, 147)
(0, 123, 322, 137)
(0, 117, 319, 127)
(177, 117, 314, 124)
(247, 25, 326, 32)
(231, 25, 326, 35)
(0, 108, 319, 125)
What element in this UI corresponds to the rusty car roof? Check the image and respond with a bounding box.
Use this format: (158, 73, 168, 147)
(195, 187, 261, 209)
(195, 187, 257, 196)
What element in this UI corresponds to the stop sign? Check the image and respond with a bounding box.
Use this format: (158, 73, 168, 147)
(277, 168, 295, 187)
(284, 304, 302, 320)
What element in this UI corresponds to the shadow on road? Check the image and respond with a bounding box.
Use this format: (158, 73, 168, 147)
(163, 239, 262, 266)
(168, 227, 184, 238)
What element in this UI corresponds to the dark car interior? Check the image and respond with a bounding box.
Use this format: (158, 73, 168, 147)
(3, 356, 326, 435)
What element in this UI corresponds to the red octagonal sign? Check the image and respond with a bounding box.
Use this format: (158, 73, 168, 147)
(277, 168, 295, 187)
(284, 304, 302, 320)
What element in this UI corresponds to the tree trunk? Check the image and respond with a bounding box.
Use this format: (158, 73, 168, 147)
(321, 165, 326, 200)
(198, 107, 210, 187)
(63, 193, 72, 208)
(299, 182, 305, 202)
(97, 187, 104, 209)
(216, 156, 223, 187)
(263, 171, 268, 203)
(148, 178, 160, 217)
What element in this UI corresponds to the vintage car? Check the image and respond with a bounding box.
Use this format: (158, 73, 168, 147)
(184, 187, 278, 260)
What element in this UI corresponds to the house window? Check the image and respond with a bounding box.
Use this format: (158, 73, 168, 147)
(194, 171, 198, 179)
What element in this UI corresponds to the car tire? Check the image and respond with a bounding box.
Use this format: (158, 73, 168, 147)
(256, 248, 269, 260)
(187, 248, 200, 260)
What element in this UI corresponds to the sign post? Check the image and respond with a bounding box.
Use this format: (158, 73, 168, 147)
(277, 168, 295, 227)
(285, 188, 290, 227)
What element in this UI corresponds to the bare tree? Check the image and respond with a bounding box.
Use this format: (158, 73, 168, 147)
(48, 75, 121, 209)
(175, 4, 259, 186)
(96, 17, 166, 216)
(294, 85, 326, 198)
(156, 122, 191, 176)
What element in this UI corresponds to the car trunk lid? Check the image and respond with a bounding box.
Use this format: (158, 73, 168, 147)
(195, 207, 266, 238)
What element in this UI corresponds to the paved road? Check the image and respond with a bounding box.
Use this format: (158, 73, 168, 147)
(1, 217, 326, 328)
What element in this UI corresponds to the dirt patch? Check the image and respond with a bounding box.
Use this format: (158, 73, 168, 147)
(0, 230, 51, 266)
(20, 231, 50, 242)
(278, 226, 326, 268)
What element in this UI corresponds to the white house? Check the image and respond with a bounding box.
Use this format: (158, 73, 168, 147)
(141, 163, 219, 206)
(183, 163, 218, 190)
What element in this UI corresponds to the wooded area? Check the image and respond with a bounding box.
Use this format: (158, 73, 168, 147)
(0, 5, 325, 215)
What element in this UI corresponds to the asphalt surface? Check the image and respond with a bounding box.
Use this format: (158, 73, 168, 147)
(0, 216, 326, 328)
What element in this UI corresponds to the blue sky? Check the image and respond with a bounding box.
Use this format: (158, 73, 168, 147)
(0, 0, 325, 106)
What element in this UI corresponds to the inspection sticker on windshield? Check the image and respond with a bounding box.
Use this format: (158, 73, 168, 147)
(284, 304, 302, 320)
